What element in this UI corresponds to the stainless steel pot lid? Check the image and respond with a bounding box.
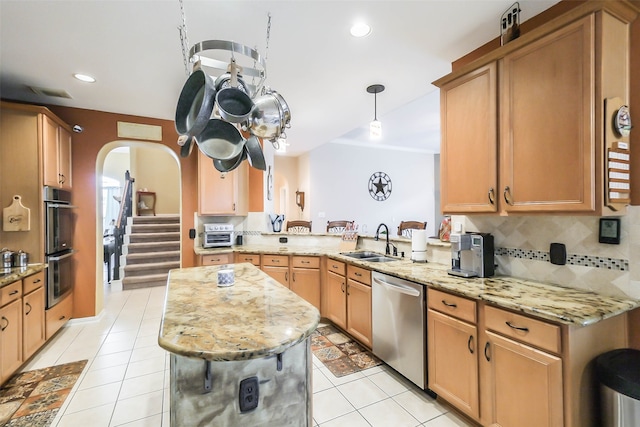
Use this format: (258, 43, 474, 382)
(196, 119, 245, 160)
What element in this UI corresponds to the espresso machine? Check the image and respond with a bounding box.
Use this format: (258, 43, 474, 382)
(448, 232, 495, 278)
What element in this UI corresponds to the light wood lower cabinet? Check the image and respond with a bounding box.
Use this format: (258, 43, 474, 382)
(290, 256, 320, 310)
(45, 292, 73, 340)
(1, 298, 23, 383)
(23, 286, 46, 361)
(346, 265, 372, 348)
(428, 289, 479, 418)
(428, 309, 479, 419)
(200, 253, 233, 266)
(234, 253, 261, 266)
(324, 269, 347, 330)
(484, 331, 563, 427)
(262, 255, 290, 288)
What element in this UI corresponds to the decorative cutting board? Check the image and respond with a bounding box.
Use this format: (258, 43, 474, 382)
(3, 195, 31, 231)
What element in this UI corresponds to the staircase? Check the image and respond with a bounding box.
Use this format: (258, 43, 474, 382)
(120, 215, 180, 290)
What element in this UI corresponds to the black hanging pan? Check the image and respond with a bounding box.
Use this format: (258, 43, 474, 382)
(196, 119, 245, 161)
(175, 69, 216, 137)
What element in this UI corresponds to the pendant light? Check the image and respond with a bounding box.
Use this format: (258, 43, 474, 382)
(367, 84, 385, 138)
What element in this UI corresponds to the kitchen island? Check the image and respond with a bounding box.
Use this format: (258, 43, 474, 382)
(158, 263, 320, 426)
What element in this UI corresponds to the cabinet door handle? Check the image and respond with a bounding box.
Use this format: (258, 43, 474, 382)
(488, 187, 495, 205)
(301, 260, 310, 264)
(505, 321, 529, 332)
(32, 279, 42, 284)
(484, 342, 491, 362)
(25, 302, 32, 315)
(285, 272, 288, 282)
(468, 335, 474, 354)
(272, 259, 280, 263)
(441, 300, 457, 308)
(59, 315, 66, 321)
(503, 186, 513, 205)
(1, 316, 8, 331)
(354, 272, 362, 277)
(341, 283, 345, 293)
(346, 284, 350, 296)
(292, 272, 296, 282)
(9, 290, 19, 296)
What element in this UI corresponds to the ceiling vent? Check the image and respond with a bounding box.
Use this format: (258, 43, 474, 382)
(28, 85, 72, 99)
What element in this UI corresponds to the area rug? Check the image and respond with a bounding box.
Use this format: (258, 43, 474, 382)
(311, 324, 382, 377)
(0, 360, 88, 427)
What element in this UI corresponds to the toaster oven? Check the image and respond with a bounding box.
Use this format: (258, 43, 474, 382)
(203, 223, 234, 248)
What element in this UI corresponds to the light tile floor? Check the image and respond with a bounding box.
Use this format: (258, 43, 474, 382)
(20, 282, 476, 427)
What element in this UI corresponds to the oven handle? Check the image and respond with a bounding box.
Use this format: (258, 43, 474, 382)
(46, 203, 78, 209)
(47, 250, 76, 262)
(373, 277, 421, 297)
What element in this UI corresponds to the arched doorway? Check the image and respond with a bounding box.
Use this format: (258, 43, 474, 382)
(95, 141, 181, 311)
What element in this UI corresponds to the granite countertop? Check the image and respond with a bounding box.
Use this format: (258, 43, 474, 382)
(195, 245, 639, 327)
(158, 263, 320, 362)
(0, 264, 47, 288)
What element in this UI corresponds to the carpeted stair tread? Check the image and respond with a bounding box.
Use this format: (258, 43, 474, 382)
(125, 251, 180, 265)
(130, 223, 180, 233)
(126, 241, 180, 253)
(122, 273, 169, 290)
(131, 215, 179, 224)
(124, 260, 180, 276)
(128, 232, 180, 243)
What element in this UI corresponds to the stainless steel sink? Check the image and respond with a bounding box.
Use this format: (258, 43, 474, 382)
(340, 252, 398, 262)
(363, 256, 398, 263)
(341, 251, 383, 259)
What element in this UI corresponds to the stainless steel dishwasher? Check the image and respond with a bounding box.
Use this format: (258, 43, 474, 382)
(372, 271, 426, 389)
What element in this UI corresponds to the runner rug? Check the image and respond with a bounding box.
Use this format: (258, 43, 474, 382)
(0, 359, 88, 427)
(311, 324, 382, 377)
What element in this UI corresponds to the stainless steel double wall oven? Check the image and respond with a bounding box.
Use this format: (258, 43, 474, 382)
(44, 186, 75, 308)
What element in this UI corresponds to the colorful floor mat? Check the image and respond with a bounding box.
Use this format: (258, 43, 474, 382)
(311, 324, 381, 377)
(0, 360, 87, 427)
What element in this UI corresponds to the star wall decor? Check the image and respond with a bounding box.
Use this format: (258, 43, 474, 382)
(368, 171, 392, 201)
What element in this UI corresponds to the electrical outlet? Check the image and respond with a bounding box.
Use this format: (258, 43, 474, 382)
(239, 376, 259, 412)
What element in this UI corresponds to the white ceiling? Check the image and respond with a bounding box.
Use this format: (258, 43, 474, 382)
(0, 0, 559, 157)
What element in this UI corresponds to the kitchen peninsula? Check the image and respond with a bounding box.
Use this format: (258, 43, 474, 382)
(158, 263, 320, 426)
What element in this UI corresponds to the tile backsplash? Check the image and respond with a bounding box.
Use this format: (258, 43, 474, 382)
(457, 206, 640, 299)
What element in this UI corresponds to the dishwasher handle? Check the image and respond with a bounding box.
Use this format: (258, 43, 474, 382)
(373, 277, 421, 297)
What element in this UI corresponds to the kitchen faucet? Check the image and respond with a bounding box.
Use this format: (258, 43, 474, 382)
(375, 223, 397, 256)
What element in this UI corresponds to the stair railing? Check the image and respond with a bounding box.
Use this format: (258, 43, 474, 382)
(113, 171, 135, 280)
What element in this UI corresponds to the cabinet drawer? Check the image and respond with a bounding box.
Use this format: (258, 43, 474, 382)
(201, 253, 232, 266)
(484, 305, 561, 354)
(292, 256, 319, 269)
(262, 255, 289, 267)
(428, 288, 476, 324)
(347, 264, 371, 286)
(1, 281, 23, 306)
(46, 292, 73, 339)
(23, 271, 45, 295)
(327, 259, 346, 276)
(235, 253, 261, 266)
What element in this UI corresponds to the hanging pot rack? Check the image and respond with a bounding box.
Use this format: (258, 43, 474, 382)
(189, 40, 267, 99)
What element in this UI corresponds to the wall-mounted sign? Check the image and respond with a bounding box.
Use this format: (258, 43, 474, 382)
(368, 171, 392, 201)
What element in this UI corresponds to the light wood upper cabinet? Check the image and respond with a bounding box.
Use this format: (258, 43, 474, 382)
(440, 63, 498, 213)
(197, 150, 248, 216)
(435, 6, 634, 216)
(42, 114, 72, 189)
(500, 15, 594, 213)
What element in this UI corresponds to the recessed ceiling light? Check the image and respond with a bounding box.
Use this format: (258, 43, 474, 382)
(74, 73, 96, 83)
(350, 22, 371, 38)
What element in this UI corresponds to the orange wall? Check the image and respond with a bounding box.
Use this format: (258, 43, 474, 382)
(47, 106, 198, 318)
